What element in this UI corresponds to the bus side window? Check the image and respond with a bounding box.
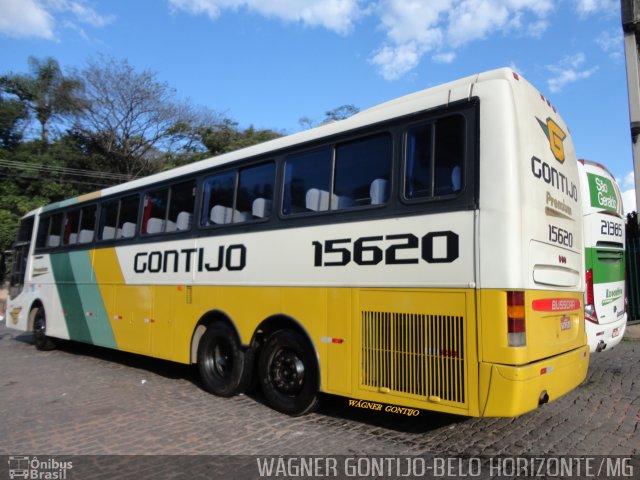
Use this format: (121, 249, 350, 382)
(282, 148, 331, 215)
(333, 134, 392, 209)
(237, 162, 275, 220)
(47, 214, 63, 248)
(201, 171, 237, 226)
(63, 210, 80, 245)
(142, 188, 169, 235)
(405, 115, 466, 200)
(99, 200, 119, 240)
(118, 195, 139, 238)
(405, 124, 434, 199)
(433, 115, 465, 196)
(168, 180, 196, 232)
(78, 205, 97, 244)
(36, 217, 50, 248)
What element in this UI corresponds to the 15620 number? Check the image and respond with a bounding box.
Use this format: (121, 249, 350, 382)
(312, 232, 459, 267)
(548, 225, 573, 248)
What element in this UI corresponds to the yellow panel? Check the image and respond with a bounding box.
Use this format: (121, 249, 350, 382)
(281, 288, 328, 389)
(92, 248, 155, 356)
(151, 286, 178, 359)
(479, 345, 589, 416)
(353, 288, 474, 415)
(209, 286, 282, 344)
(92, 248, 126, 349)
(479, 289, 585, 365)
(116, 285, 152, 355)
(326, 288, 352, 395)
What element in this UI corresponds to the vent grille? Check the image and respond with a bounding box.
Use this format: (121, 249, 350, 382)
(361, 312, 465, 404)
(596, 249, 624, 263)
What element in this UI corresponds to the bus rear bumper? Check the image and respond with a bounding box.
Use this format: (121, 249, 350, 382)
(479, 345, 589, 417)
(586, 315, 627, 353)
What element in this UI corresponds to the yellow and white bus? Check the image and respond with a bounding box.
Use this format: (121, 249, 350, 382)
(5, 68, 588, 417)
(577, 160, 627, 352)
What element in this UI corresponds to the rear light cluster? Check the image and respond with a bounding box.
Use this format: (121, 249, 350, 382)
(585, 269, 598, 324)
(507, 291, 526, 347)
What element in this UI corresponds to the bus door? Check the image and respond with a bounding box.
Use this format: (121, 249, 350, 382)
(9, 216, 35, 300)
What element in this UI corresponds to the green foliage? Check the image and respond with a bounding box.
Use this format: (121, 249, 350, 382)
(324, 104, 359, 122)
(198, 119, 282, 157)
(0, 96, 28, 149)
(0, 54, 337, 254)
(298, 104, 360, 129)
(0, 139, 87, 251)
(0, 56, 85, 144)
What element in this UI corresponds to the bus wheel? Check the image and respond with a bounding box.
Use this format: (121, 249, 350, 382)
(31, 307, 56, 351)
(197, 322, 252, 397)
(259, 329, 319, 416)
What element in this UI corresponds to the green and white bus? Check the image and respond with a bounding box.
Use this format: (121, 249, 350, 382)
(5, 68, 589, 417)
(578, 160, 627, 352)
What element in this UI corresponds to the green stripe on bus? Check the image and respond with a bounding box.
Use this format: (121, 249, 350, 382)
(50, 253, 93, 343)
(41, 198, 78, 213)
(585, 247, 626, 284)
(68, 251, 116, 348)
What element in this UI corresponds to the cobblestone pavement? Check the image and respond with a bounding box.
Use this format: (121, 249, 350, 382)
(0, 322, 638, 458)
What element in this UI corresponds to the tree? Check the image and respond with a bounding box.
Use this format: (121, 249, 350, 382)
(75, 56, 200, 178)
(0, 95, 28, 149)
(298, 104, 360, 129)
(197, 119, 281, 157)
(323, 104, 359, 122)
(0, 56, 85, 145)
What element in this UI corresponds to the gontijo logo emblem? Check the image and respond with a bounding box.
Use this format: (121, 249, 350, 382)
(537, 117, 567, 163)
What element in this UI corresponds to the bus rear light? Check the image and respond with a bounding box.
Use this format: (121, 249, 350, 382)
(585, 269, 598, 324)
(507, 291, 526, 347)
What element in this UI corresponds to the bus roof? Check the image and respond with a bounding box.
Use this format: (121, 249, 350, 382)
(35, 67, 522, 215)
(579, 159, 616, 180)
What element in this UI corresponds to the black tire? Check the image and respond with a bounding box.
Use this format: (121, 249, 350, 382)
(31, 307, 56, 351)
(197, 322, 253, 397)
(258, 329, 320, 416)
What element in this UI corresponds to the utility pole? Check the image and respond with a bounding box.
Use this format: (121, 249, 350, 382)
(622, 0, 640, 213)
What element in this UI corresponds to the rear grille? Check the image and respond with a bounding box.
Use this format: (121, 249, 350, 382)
(361, 312, 465, 404)
(596, 249, 624, 263)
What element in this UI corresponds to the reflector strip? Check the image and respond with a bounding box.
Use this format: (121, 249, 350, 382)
(321, 336, 344, 344)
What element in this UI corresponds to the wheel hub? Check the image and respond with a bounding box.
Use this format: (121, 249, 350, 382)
(213, 344, 231, 377)
(270, 349, 305, 395)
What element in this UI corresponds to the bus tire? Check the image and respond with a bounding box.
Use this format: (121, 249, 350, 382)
(258, 329, 320, 416)
(197, 322, 252, 397)
(31, 307, 56, 351)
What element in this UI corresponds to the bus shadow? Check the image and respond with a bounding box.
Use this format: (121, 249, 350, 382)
(313, 394, 468, 434)
(242, 389, 468, 434)
(14, 333, 201, 385)
(12, 331, 468, 434)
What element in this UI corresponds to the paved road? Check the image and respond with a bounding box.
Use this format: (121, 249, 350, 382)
(0, 322, 638, 478)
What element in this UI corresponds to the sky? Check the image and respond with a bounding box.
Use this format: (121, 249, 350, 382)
(0, 0, 637, 212)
